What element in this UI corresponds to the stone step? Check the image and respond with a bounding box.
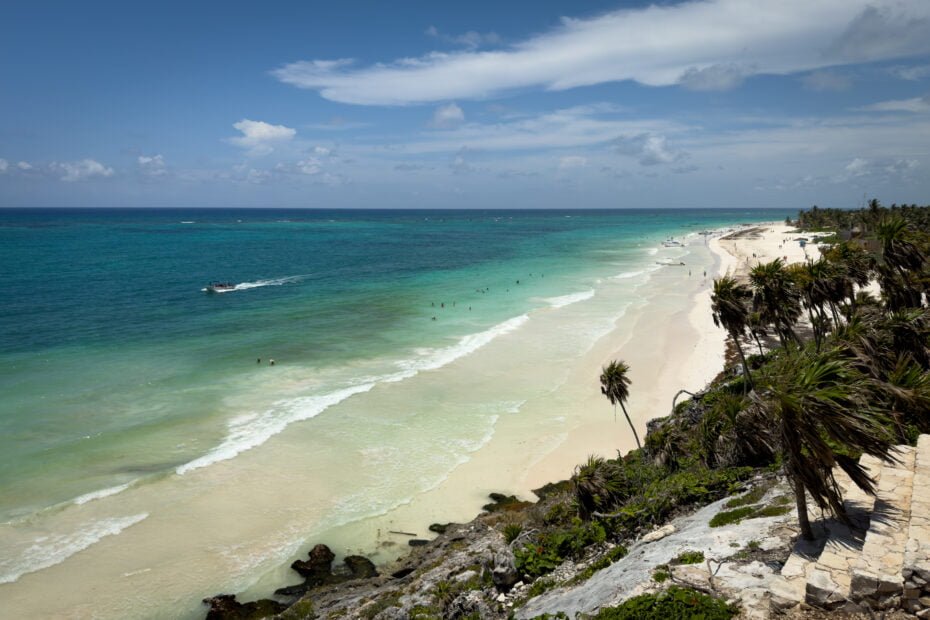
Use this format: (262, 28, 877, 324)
(804, 454, 884, 611)
(849, 446, 917, 610)
(903, 435, 930, 616)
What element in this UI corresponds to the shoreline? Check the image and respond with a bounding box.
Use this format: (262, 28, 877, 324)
(237, 222, 787, 605)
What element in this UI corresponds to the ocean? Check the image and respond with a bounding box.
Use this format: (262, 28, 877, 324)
(0, 207, 789, 617)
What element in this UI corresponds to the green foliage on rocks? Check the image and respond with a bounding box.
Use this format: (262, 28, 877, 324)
(591, 586, 738, 619)
(672, 550, 705, 565)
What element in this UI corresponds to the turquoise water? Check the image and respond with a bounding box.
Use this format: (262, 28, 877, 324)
(0, 208, 787, 528)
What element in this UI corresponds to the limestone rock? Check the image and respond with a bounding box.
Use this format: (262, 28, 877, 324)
(641, 524, 675, 543)
(490, 550, 519, 590)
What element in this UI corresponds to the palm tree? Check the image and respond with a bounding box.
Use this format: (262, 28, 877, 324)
(572, 455, 625, 520)
(750, 259, 803, 349)
(876, 216, 925, 309)
(600, 360, 641, 449)
(752, 347, 896, 540)
(711, 276, 754, 390)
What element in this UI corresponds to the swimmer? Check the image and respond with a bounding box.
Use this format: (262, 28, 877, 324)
(269, 359, 275, 366)
(257, 358, 261, 364)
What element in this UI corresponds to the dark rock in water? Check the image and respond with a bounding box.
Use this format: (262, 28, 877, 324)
(428, 522, 452, 534)
(203, 594, 286, 619)
(290, 544, 335, 584)
(391, 566, 416, 579)
(344, 555, 378, 579)
(482, 492, 533, 513)
(408, 538, 429, 547)
(531, 480, 572, 500)
(489, 550, 519, 590)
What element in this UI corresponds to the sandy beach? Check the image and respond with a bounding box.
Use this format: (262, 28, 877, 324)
(1, 219, 814, 619)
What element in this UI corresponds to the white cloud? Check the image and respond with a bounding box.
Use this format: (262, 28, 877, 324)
(858, 95, 930, 113)
(296, 158, 323, 175)
(138, 154, 167, 177)
(0, 158, 7, 173)
(612, 134, 687, 166)
(17, 161, 32, 170)
(52, 159, 115, 182)
(889, 64, 930, 81)
(426, 25, 502, 49)
(230, 119, 296, 155)
(678, 64, 746, 91)
(842, 156, 919, 181)
(429, 103, 465, 128)
(801, 70, 852, 92)
(272, 0, 930, 105)
(558, 155, 587, 169)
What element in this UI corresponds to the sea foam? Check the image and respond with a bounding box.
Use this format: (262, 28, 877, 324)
(542, 290, 595, 308)
(0, 513, 148, 584)
(176, 313, 530, 475)
(72, 483, 133, 506)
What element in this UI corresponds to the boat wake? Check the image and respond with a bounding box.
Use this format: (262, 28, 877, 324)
(201, 275, 304, 293)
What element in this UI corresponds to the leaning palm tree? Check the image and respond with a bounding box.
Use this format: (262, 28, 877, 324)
(600, 360, 641, 449)
(752, 347, 896, 540)
(711, 276, 754, 390)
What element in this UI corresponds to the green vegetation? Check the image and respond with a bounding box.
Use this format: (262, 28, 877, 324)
(652, 568, 670, 582)
(671, 550, 705, 565)
(724, 481, 771, 508)
(568, 545, 629, 584)
(503, 522, 524, 543)
(709, 506, 755, 527)
(514, 520, 606, 579)
(591, 586, 738, 619)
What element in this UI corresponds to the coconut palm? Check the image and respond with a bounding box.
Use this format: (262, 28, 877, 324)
(600, 360, 641, 449)
(752, 347, 896, 540)
(711, 276, 754, 390)
(876, 217, 925, 309)
(750, 259, 803, 349)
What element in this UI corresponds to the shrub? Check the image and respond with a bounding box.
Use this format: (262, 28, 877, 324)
(672, 550, 705, 565)
(503, 523, 523, 544)
(709, 506, 755, 527)
(592, 586, 738, 619)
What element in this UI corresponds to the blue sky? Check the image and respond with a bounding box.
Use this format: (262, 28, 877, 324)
(1, 0, 929, 209)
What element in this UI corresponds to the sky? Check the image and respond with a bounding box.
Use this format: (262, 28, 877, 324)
(1, 0, 929, 209)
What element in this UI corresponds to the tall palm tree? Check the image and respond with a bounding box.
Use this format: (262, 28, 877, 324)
(750, 259, 803, 349)
(711, 276, 754, 390)
(600, 360, 641, 449)
(752, 347, 896, 540)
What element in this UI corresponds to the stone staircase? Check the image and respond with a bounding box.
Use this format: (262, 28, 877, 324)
(769, 435, 930, 616)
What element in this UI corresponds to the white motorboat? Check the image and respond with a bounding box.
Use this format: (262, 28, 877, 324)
(205, 282, 236, 294)
(662, 238, 684, 247)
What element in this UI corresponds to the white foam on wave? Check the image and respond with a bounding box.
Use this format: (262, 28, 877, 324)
(176, 383, 377, 475)
(178, 313, 530, 476)
(0, 513, 148, 584)
(398, 314, 529, 373)
(612, 269, 646, 280)
(72, 483, 133, 506)
(542, 289, 595, 308)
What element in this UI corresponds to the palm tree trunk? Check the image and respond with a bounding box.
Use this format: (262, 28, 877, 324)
(794, 480, 814, 541)
(619, 402, 641, 450)
(730, 332, 754, 392)
(752, 331, 765, 357)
